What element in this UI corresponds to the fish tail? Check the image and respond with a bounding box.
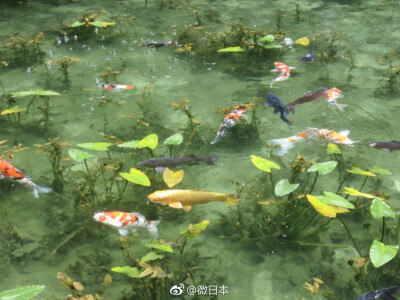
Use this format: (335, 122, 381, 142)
(204, 156, 219, 165)
(224, 194, 240, 205)
(210, 136, 221, 145)
(147, 220, 160, 239)
(126, 85, 134, 89)
(33, 184, 53, 198)
(334, 103, 347, 112)
(268, 137, 297, 156)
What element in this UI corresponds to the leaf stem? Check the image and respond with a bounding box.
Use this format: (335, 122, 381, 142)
(309, 172, 319, 194)
(337, 215, 361, 256)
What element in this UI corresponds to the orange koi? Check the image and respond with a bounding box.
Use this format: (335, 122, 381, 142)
(270, 62, 295, 87)
(96, 81, 134, 92)
(211, 105, 247, 144)
(325, 87, 347, 111)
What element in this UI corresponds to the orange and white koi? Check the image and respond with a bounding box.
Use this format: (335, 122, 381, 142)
(270, 62, 295, 87)
(325, 88, 347, 111)
(0, 159, 52, 198)
(268, 128, 356, 156)
(95, 78, 134, 92)
(211, 105, 247, 144)
(93, 211, 160, 238)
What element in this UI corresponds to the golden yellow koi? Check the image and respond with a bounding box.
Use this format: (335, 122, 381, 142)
(147, 190, 240, 211)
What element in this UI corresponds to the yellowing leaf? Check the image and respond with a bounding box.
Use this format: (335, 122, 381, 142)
(163, 168, 184, 188)
(120, 168, 151, 186)
(1, 106, 26, 115)
(307, 195, 349, 218)
(295, 36, 310, 46)
(250, 155, 280, 172)
(139, 134, 158, 150)
(343, 187, 378, 199)
(346, 167, 376, 177)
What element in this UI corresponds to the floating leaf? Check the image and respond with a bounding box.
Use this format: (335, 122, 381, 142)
(145, 242, 174, 253)
(275, 179, 299, 197)
(141, 251, 164, 262)
(319, 191, 355, 209)
(68, 148, 94, 162)
(307, 195, 349, 218)
(70, 21, 86, 27)
(217, 47, 245, 53)
(77, 142, 113, 151)
(327, 143, 341, 154)
(164, 133, 183, 146)
(118, 140, 140, 148)
(307, 161, 337, 175)
(139, 134, 158, 150)
(370, 198, 395, 219)
(343, 187, 376, 199)
(260, 44, 281, 49)
(120, 168, 151, 186)
(250, 155, 280, 173)
(260, 34, 275, 42)
(163, 168, 184, 188)
(346, 167, 376, 177)
(0, 285, 45, 300)
(111, 266, 141, 278)
(10, 90, 60, 97)
(89, 20, 116, 27)
(1, 106, 26, 115)
(295, 36, 310, 46)
(180, 220, 210, 238)
(370, 166, 392, 175)
(370, 240, 399, 268)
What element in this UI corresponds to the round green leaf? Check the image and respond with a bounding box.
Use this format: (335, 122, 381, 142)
(346, 167, 376, 177)
(307, 161, 337, 175)
(327, 143, 341, 154)
(111, 266, 141, 278)
(77, 142, 113, 151)
(275, 179, 299, 197)
(370, 166, 392, 175)
(217, 47, 245, 53)
(250, 155, 280, 173)
(260, 34, 275, 42)
(164, 133, 183, 146)
(118, 140, 140, 148)
(370, 240, 399, 268)
(320, 191, 355, 209)
(145, 242, 173, 253)
(120, 168, 151, 186)
(0, 285, 45, 300)
(68, 148, 94, 162)
(370, 198, 395, 219)
(141, 251, 164, 262)
(139, 134, 158, 150)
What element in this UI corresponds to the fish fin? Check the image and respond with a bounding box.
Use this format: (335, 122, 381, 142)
(147, 220, 160, 239)
(210, 136, 221, 145)
(168, 202, 183, 209)
(338, 130, 350, 137)
(118, 228, 129, 236)
(382, 148, 393, 152)
(263, 101, 271, 107)
(155, 167, 166, 174)
(33, 184, 52, 198)
(182, 206, 192, 211)
(268, 137, 297, 156)
(273, 108, 279, 115)
(205, 156, 219, 165)
(224, 194, 240, 205)
(334, 103, 347, 112)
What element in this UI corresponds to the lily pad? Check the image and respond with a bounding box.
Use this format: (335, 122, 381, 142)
(217, 47, 245, 53)
(145, 242, 174, 253)
(370, 240, 399, 268)
(260, 34, 275, 42)
(295, 36, 310, 46)
(327, 143, 341, 154)
(0, 285, 45, 300)
(141, 251, 164, 262)
(343, 187, 377, 199)
(120, 168, 151, 186)
(89, 20, 116, 27)
(275, 179, 299, 197)
(68, 148, 94, 162)
(163, 168, 184, 188)
(370, 198, 395, 219)
(11, 89, 60, 97)
(1, 106, 26, 115)
(77, 142, 113, 151)
(118, 140, 140, 148)
(111, 266, 141, 278)
(307, 195, 349, 218)
(307, 161, 337, 175)
(370, 166, 392, 175)
(346, 167, 376, 177)
(319, 191, 355, 209)
(180, 220, 210, 239)
(250, 155, 280, 173)
(139, 134, 158, 150)
(164, 133, 183, 146)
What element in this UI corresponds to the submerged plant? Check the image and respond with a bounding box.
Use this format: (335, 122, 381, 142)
(0, 285, 45, 300)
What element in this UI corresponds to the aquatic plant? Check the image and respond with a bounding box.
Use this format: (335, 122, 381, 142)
(162, 168, 184, 188)
(164, 133, 183, 156)
(0, 285, 45, 300)
(378, 51, 400, 90)
(46, 56, 80, 84)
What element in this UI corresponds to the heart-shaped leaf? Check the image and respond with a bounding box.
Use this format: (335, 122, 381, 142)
(275, 179, 299, 197)
(370, 166, 392, 175)
(0, 285, 45, 300)
(68, 148, 94, 162)
(164, 133, 183, 146)
(163, 168, 184, 188)
(295, 36, 310, 46)
(307, 161, 337, 175)
(343, 187, 377, 199)
(250, 155, 280, 173)
(370, 240, 399, 268)
(1, 106, 26, 115)
(118, 140, 140, 148)
(77, 142, 113, 151)
(139, 134, 158, 150)
(307, 195, 349, 218)
(217, 47, 245, 53)
(320, 191, 355, 209)
(327, 143, 341, 154)
(370, 198, 395, 219)
(260, 34, 275, 42)
(111, 266, 141, 278)
(180, 220, 210, 239)
(145, 242, 174, 253)
(346, 167, 376, 177)
(141, 251, 164, 262)
(120, 168, 151, 186)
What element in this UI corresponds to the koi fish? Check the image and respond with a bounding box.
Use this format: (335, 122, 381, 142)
(0, 159, 52, 198)
(95, 78, 134, 92)
(211, 105, 247, 144)
(263, 92, 292, 127)
(268, 128, 356, 156)
(325, 87, 347, 111)
(357, 286, 400, 300)
(138, 155, 219, 173)
(143, 41, 177, 49)
(287, 87, 328, 113)
(148, 190, 240, 211)
(93, 211, 160, 238)
(300, 47, 317, 62)
(270, 62, 295, 87)
(369, 141, 400, 152)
